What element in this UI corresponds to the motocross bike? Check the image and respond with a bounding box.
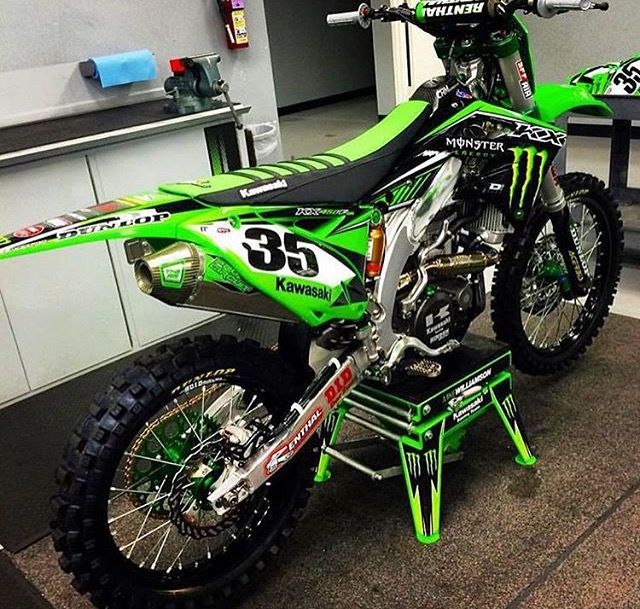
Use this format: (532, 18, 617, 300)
(0, 0, 623, 607)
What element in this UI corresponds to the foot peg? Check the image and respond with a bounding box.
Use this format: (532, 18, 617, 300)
(403, 359, 443, 379)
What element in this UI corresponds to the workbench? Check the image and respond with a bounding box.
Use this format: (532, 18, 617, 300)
(0, 100, 250, 407)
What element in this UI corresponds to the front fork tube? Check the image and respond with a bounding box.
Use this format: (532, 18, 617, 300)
(541, 170, 592, 297)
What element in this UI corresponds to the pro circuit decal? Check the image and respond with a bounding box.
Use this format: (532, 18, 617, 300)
(239, 179, 288, 199)
(264, 406, 324, 475)
(201, 222, 355, 288)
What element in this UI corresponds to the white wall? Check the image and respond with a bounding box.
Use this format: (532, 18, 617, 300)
(524, 0, 639, 84)
(0, 0, 280, 142)
(264, 0, 375, 109)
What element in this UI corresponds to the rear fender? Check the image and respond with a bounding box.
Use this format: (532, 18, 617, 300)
(0, 191, 212, 261)
(534, 83, 613, 123)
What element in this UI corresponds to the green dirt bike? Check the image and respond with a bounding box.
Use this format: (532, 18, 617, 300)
(570, 52, 640, 96)
(0, 1, 623, 607)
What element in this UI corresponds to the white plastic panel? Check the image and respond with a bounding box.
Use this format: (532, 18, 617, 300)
(88, 128, 215, 347)
(0, 155, 131, 389)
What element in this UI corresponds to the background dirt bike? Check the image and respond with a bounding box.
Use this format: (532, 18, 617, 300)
(0, 0, 623, 607)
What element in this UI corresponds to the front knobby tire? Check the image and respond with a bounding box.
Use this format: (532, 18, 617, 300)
(491, 173, 623, 375)
(52, 335, 316, 609)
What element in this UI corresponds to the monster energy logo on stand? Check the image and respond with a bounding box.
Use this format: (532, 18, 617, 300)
(508, 147, 548, 220)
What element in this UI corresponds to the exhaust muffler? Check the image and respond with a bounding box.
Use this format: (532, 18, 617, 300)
(134, 242, 205, 306)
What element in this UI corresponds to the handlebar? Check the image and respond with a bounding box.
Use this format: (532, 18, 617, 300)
(535, 0, 609, 18)
(326, 3, 372, 28)
(326, 0, 609, 29)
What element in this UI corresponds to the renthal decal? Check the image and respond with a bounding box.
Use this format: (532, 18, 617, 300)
(508, 123, 566, 148)
(57, 211, 170, 240)
(202, 222, 355, 286)
(264, 406, 324, 475)
(509, 147, 549, 211)
(13, 225, 44, 239)
(275, 277, 332, 301)
(424, 0, 484, 18)
(295, 207, 350, 216)
(239, 179, 288, 199)
(516, 60, 533, 99)
(446, 137, 505, 153)
(324, 366, 354, 408)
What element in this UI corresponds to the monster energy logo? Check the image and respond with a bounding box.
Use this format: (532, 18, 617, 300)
(509, 147, 549, 213)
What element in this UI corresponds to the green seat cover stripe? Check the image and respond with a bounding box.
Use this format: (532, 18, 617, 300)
(297, 158, 332, 170)
(158, 100, 429, 199)
(258, 164, 295, 176)
(327, 100, 428, 162)
(308, 154, 343, 167)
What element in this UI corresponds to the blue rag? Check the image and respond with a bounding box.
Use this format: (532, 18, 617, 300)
(90, 49, 158, 88)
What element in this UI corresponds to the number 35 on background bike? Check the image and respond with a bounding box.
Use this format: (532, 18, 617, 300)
(0, 1, 623, 607)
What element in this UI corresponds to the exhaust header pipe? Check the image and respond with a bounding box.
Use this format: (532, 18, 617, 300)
(134, 242, 205, 306)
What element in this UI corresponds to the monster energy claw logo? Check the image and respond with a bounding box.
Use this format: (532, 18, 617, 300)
(509, 147, 549, 213)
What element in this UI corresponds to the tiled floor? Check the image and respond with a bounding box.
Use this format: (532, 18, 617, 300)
(279, 95, 379, 159)
(280, 94, 640, 320)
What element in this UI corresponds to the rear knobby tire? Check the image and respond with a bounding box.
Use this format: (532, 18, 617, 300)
(491, 173, 623, 375)
(52, 335, 316, 609)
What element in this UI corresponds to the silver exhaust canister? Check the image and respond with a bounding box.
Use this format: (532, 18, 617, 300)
(134, 242, 205, 306)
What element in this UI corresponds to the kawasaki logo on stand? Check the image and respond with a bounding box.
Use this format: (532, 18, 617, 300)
(508, 147, 549, 219)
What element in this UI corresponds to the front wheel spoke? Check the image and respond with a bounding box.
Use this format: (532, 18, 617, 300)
(529, 296, 558, 344)
(584, 236, 601, 264)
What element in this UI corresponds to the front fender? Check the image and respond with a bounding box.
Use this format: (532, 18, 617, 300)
(534, 83, 613, 123)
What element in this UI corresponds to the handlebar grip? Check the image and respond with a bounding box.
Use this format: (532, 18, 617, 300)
(326, 3, 371, 28)
(536, 0, 608, 17)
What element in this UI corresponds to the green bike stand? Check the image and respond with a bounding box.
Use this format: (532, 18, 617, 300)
(315, 335, 537, 545)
